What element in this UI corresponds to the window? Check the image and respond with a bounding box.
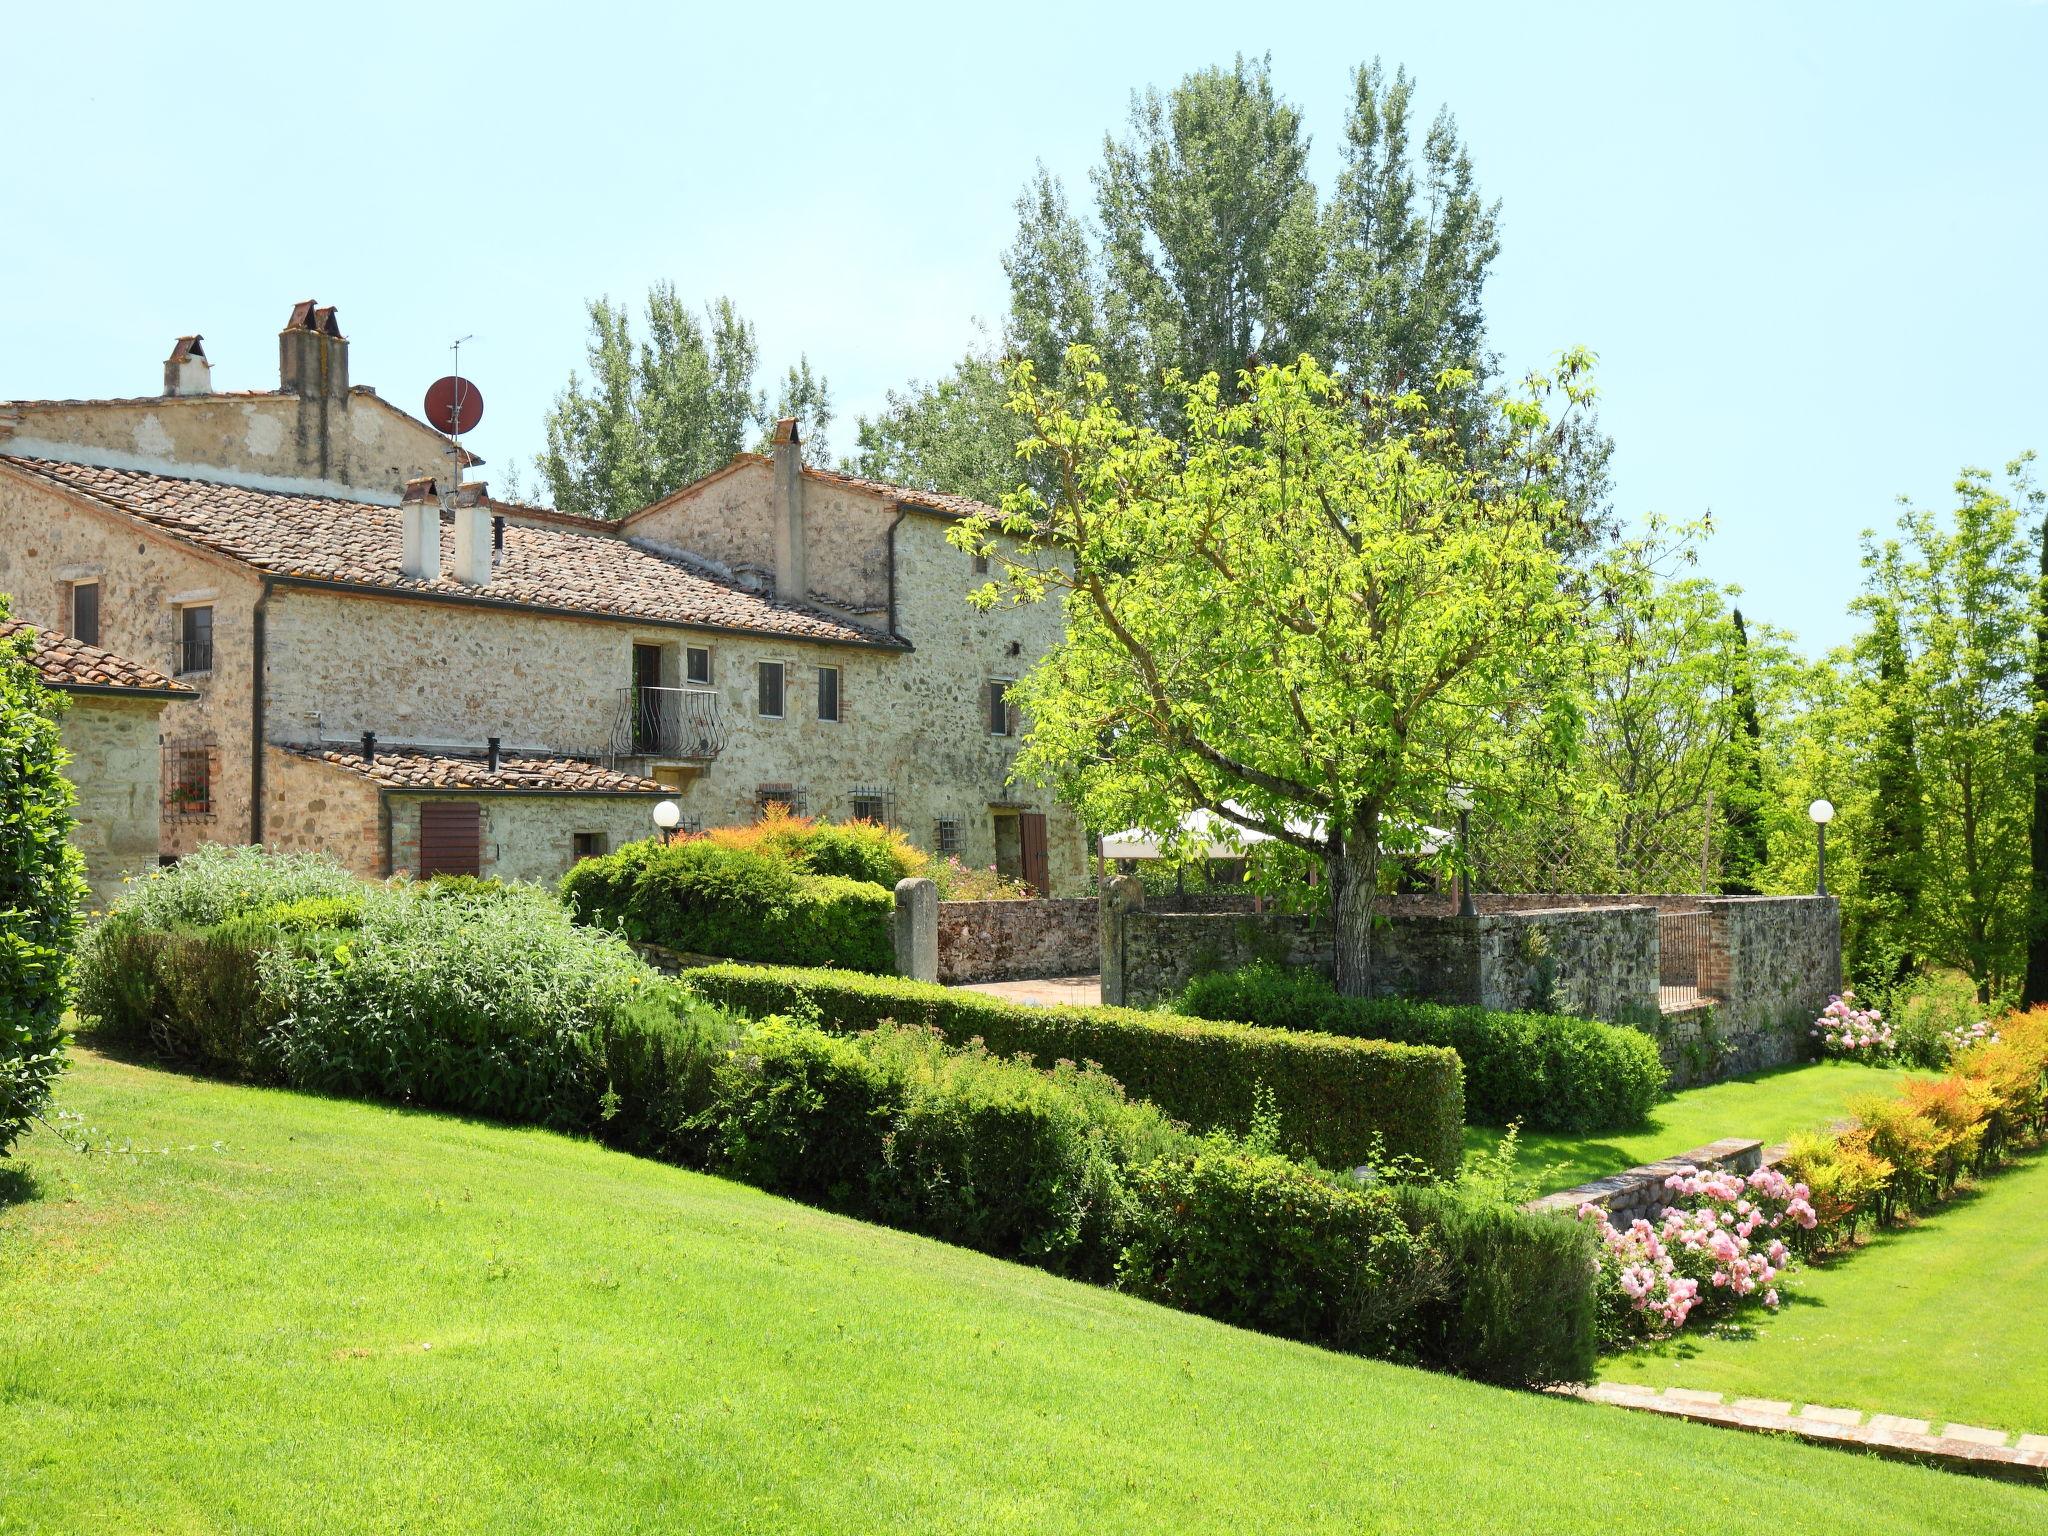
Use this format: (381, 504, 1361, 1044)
(756, 783, 806, 818)
(972, 547, 991, 576)
(848, 786, 889, 824)
(70, 580, 100, 646)
(571, 832, 608, 863)
(757, 661, 785, 718)
(816, 665, 841, 723)
(177, 605, 213, 675)
(934, 818, 962, 856)
(165, 744, 213, 818)
(685, 645, 713, 686)
(987, 679, 1012, 736)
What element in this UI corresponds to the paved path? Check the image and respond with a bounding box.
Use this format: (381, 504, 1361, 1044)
(1563, 1382, 2048, 1482)
(955, 974, 1102, 1008)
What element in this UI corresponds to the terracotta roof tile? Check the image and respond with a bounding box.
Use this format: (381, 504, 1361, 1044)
(1, 619, 196, 697)
(800, 462, 999, 521)
(2, 457, 901, 649)
(285, 745, 667, 795)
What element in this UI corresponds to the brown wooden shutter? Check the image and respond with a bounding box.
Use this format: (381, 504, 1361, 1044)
(418, 801, 483, 878)
(1019, 811, 1049, 896)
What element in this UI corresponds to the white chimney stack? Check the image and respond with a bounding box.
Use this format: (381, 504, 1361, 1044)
(163, 335, 212, 397)
(450, 481, 493, 585)
(400, 476, 442, 581)
(771, 416, 805, 601)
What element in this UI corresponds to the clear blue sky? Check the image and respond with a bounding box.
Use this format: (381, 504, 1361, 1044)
(5, 2, 2043, 657)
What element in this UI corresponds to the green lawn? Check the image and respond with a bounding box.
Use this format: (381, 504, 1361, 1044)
(1465, 1060, 1926, 1195)
(2, 1055, 2040, 1533)
(1599, 1145, 2048, 1435)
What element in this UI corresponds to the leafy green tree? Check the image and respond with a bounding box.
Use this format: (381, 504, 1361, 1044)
(1850, 463, 2041, 998)
(535, 285, 830, 519)
(856, 57, 1574, 512)
(960, 348, 1597, 994)
(1850, 602, 1927, 986)
(1, 602, 86, 1156)
(2027, 462, 2048, 1006)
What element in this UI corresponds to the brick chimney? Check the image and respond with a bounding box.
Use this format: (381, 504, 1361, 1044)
(279, 301, 349, 400)
(450, 481, 493, 585)
(163, 335, 212, 396)
(771, 416, 805, 601)
(400, 477, 442, 581)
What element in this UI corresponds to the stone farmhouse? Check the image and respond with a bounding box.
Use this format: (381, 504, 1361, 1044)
(0, 303, 1086, 895)
(3, 619, 195, 909)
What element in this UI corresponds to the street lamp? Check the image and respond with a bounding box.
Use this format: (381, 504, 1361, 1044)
(652, 799, 683, 845)
(1448, 786, 1478, 918)
(1808, 798, 1835, 897)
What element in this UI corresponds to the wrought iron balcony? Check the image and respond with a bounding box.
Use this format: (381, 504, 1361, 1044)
(609, 686, 727, 763)
(175, 639, 214, 675)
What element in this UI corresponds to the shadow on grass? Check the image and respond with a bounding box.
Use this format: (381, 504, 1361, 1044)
(0, 1163, 44, 1211)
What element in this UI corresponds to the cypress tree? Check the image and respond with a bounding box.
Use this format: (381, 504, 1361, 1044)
(1718, 609, 1769, 895)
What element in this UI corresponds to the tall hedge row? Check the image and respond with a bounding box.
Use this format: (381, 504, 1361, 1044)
(1178, 963, 1666, 1133)
(0, 614, 86, 1156)
(682, 963, 1465, 1177)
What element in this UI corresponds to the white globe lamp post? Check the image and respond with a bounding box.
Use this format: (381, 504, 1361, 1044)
(1808, 799, 1835, 897)
(652, 799, 683, 845)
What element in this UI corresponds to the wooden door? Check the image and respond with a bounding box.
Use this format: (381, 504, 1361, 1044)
(632, 643, 665, 752)
(418, 801, 483, 878)
(1018, 811, 1050, 896)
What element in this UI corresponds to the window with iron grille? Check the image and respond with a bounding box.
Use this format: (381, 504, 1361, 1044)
(757, 661, 785, 718)
(177, 604, 214, 675)
(755, 783, 806, 818)
(685, 645, 713, 686)
(847, 785, 891, 825)
(934, 818, 962, 856)
(164, 743, 214, 818)
(816, 665, 841, 723)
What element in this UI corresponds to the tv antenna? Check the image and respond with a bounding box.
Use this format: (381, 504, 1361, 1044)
(424, 334, 483, 497)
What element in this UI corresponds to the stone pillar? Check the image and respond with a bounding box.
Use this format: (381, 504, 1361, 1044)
(1098, 874, 1143, 1007)
(894, 876, 938, 983)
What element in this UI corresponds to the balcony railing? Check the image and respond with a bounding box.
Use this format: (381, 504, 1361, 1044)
(609, 686, 727, 763)
(176, 639, 214, 675)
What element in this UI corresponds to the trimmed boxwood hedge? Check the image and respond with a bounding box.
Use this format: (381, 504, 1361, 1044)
(1178, 963, 1666, 1133)
(561, 838, 895, 973)
(682, 963, 1465, 1177)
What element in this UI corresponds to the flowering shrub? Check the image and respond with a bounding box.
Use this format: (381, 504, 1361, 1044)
(1812, 990, 1893, 1060)
(927, 856, 1034, 901)
(1580, 1163, 1815, 1346)
(1940, 1018, 1999, 1061)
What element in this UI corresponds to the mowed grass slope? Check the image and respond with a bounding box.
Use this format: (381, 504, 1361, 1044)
(1466, 1060, 1926, 1195)
(1601, 1147, 2048, 1434)
(2, 1053, 2040, 1535)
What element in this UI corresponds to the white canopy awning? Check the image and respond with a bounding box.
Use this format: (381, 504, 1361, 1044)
(1101, 803, 1449, 861)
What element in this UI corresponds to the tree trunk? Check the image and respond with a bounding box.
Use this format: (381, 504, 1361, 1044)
(1329, 805, 1383, 998)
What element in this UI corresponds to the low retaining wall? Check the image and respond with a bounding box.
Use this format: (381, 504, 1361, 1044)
(1695, 895, 1843, 1077)
(1526, 1138, 1764, 1229)
(935, 897, 1099, 984)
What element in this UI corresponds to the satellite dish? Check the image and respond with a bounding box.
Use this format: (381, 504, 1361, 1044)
(424, 375, 484, 437)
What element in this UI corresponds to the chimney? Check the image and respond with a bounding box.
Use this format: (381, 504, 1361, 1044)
(163, 335, 212, 397)
(771, 416, 806, 601)
(361, 731, 377, 764)
(450, 481, 492, 585)
(486, 736, 502, 773)
(400, 477, 442, 581)
(279, 300, 349, 400)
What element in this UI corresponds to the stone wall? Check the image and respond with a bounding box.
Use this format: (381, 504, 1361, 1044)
(262, 746, 384, 878)
(59, 694, 174, 909)
(1, 471, 262, 855)
(936, 897, 1100, 984)
(1101, 885, 1658, 1020)
(1693, 894, 1843, 1077)
(387, 793, 665, 885)
(1527, 1138, 1764, 1229)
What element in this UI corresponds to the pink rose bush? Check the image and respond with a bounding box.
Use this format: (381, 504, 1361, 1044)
(1940, 1018, 1999, 1062)
(1812, 991, 1893, 1060)
(1580, 1163, 1817, 1346)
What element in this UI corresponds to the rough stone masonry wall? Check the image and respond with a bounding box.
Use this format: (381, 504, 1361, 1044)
(385, 793, 666, 885)
(59, 694, 174, 910)
(1691, 895, 1842, 1077)
(262, 747, 385, 879)
(1102, 888, 1660, 1020)
(1527, 1138, 1765, 1229)
(936, 898, 1099, 984)
(1, 472, 262, 856)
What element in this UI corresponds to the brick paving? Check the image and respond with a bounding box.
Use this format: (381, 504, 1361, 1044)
(1564, 1382, 2048, 1482)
